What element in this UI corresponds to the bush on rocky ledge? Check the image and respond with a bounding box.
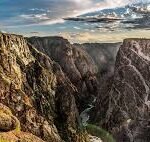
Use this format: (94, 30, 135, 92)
(86, 124, 115, 142)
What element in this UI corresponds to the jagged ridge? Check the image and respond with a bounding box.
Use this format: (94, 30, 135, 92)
(0, 33, 91, 142)
(94, 38, 150, 142)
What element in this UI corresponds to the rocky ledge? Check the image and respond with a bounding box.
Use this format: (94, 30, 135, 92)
(89, 135, 102, 142)
(0, 103, 44, 142)
(28, 36, 98, 111)
(94, 38, 150, 142)
(1, 32, 150, 142)
(0, 33, 93, 142)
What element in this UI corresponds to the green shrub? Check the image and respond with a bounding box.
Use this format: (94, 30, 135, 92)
(86, 124, 116, 142)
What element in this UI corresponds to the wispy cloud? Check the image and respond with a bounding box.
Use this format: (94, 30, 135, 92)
(20, 14, 50, 21)
(1, 0, 145, 27)
(0, 0, 149, 40)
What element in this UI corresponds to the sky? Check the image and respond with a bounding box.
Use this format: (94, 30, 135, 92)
(0, 0, 150, 43)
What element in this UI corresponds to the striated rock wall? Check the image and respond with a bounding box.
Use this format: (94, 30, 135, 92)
(94, 39, 150, 142)
(28, 36, 98, 111)
(0, 103, 45, 142)
(0, 33, 89, 142)
(75, 42, 120, 76)
(0, 33, 62, 141)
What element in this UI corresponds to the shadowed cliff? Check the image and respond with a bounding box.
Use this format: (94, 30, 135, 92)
(28, 36, 99, 111)
(93, 38, 150, 142)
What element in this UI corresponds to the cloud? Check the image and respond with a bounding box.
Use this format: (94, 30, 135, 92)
(0, 0, 149, 38)
(1, 0, 142, 27)
(0, 0, 96, 26)
(73, 26, 81, 30)
(20, 14, 50, 21)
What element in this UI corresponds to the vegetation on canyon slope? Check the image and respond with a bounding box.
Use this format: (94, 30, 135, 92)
(86, 124, 115, 142)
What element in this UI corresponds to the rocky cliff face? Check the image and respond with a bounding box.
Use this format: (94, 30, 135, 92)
(0, 103, 45, 142)
(75, 43, 120, 76)
(0, 33, 89, 142)
(2, 33, 149, 142)
(28, 37, 98, 111)
(94, 39, 150, 142)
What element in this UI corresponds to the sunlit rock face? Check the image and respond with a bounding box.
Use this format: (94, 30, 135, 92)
(0, 33, 61, 142)
(94, 39, 150, 142)
(89, 135, 102, 142)
(0, 33, 89, 142)
(0, 103, 45, 142)
(28, 36, 98, 111)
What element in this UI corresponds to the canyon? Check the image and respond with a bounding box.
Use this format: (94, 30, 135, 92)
(0, 33, 149, 142)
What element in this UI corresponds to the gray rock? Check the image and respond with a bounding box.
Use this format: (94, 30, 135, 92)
(102, 39, 150, 142)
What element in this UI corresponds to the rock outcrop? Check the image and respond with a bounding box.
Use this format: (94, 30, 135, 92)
(0, 33, 89, 142)
(4, 33, 150, 142)
(0, 33, 61, 142)
(0, 131, 45, 142)
(75, 43, 120, 76)
(0, 103, 45, 142)
(79, 43, 120, 126)
(28, 36, 98, 111)
(94, 39, 150, 142)
(0, 103, 20, 132)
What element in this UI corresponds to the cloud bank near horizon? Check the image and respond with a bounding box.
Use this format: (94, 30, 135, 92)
(0, 0, 148, 27)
